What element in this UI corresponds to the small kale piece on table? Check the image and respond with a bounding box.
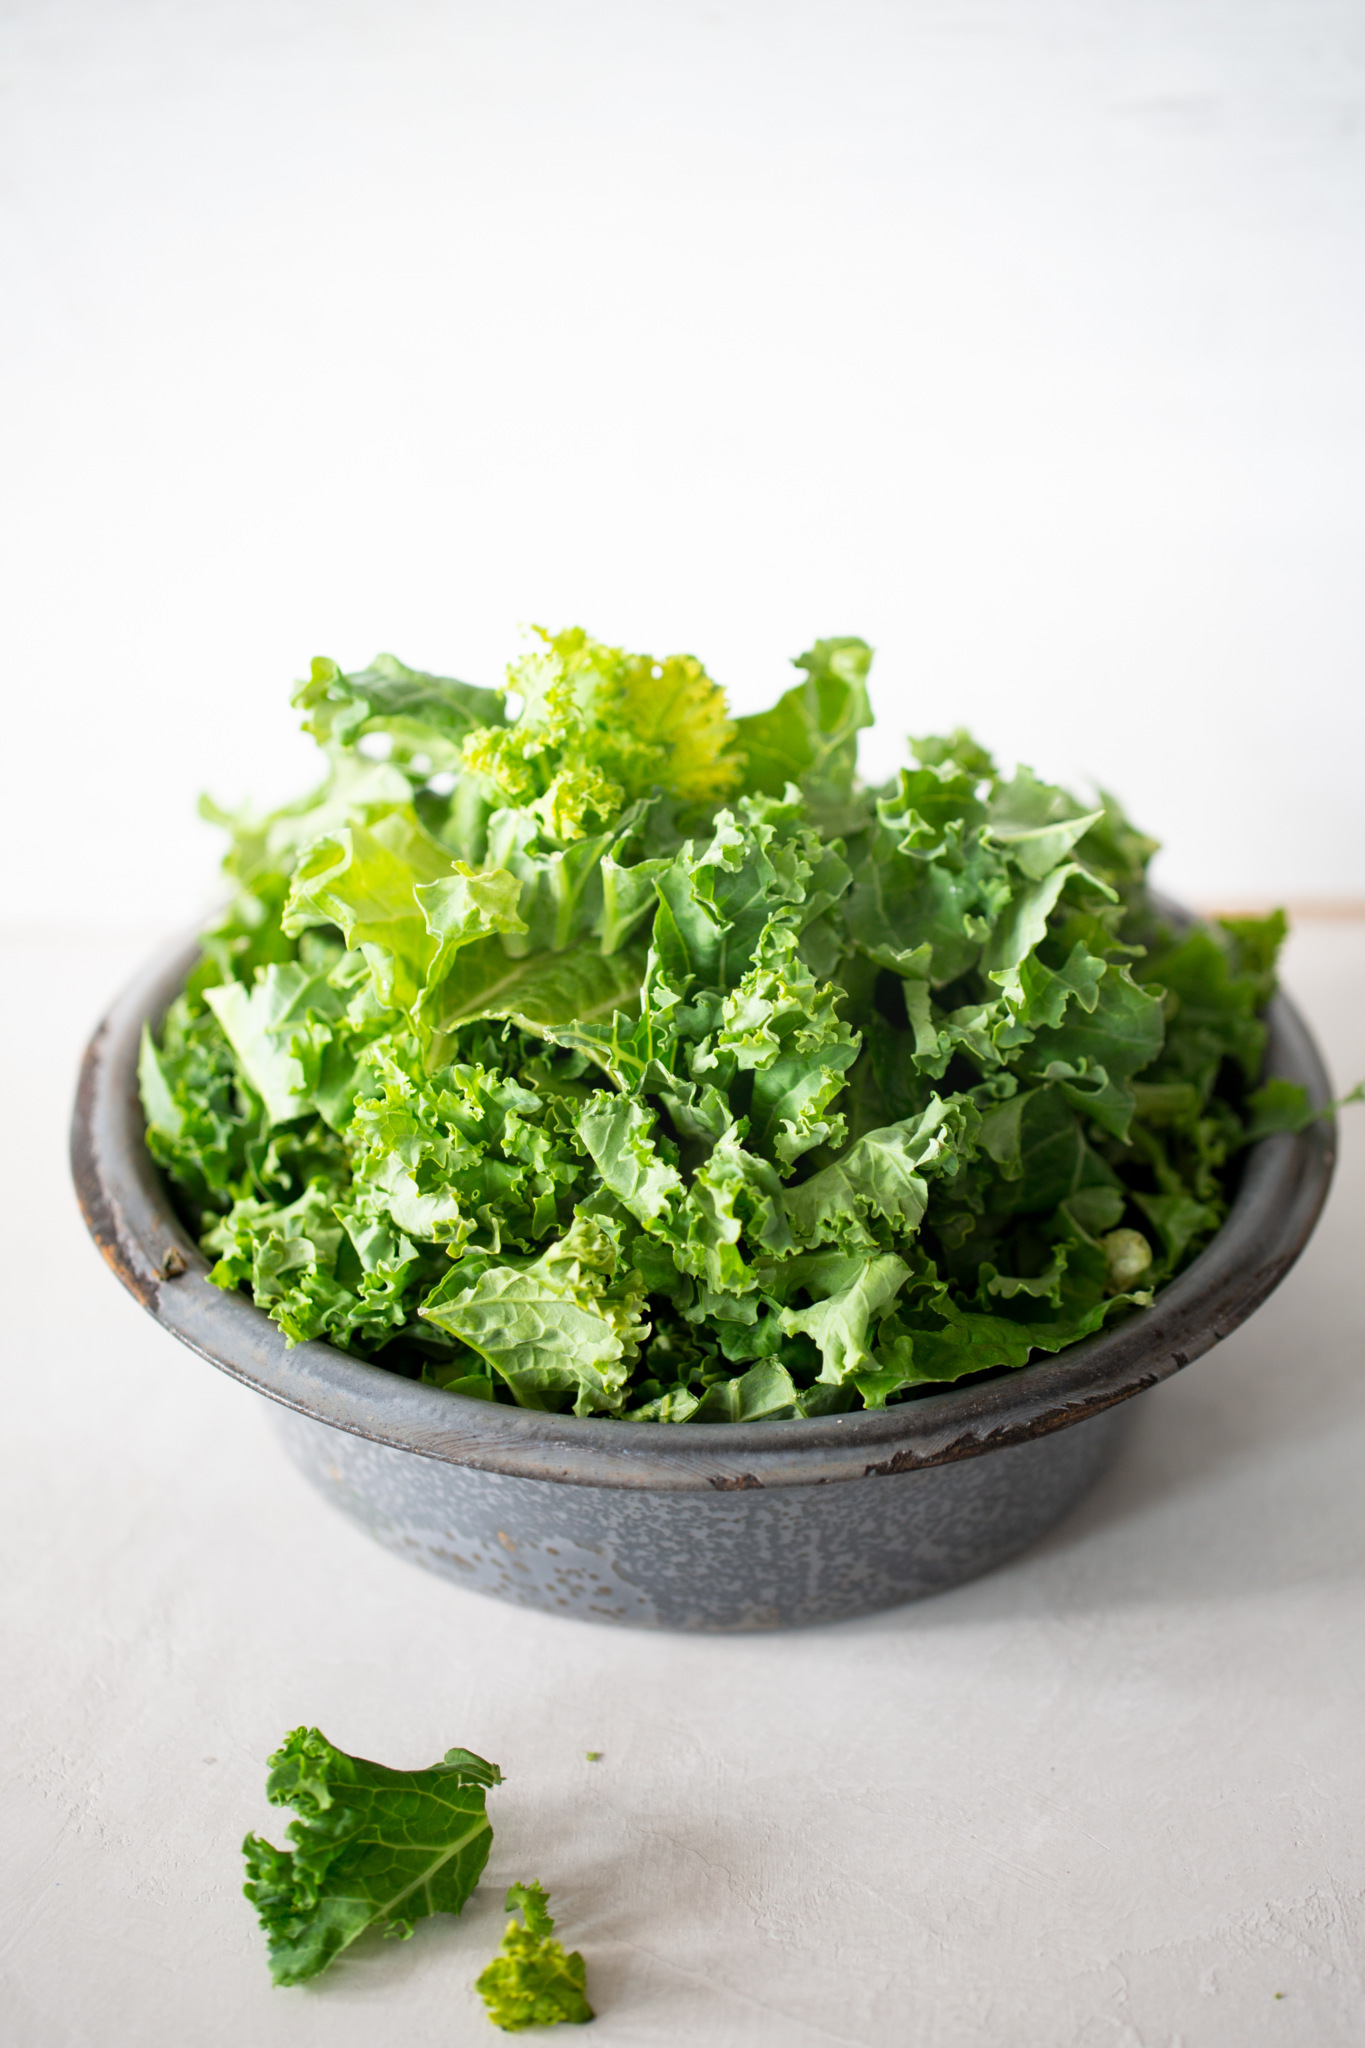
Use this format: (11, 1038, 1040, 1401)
(476, 1881, 595, 2031)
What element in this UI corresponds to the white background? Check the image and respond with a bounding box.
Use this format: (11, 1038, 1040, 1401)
(5, 9, 1365, 2046)
(2, 0, 1364, 929)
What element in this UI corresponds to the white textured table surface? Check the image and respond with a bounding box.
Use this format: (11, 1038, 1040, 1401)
(2, 919, 1362, 2048)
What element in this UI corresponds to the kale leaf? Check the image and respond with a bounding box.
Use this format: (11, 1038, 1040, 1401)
(475, 1882, 594, 2031)
(144, 625, 1315, 1419)
(242, 1727, 502, 1986)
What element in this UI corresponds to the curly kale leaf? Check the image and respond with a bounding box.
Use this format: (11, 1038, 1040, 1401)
(475, 1882, 594, 2032)
(734, 635, 874, 822)
(143, 625, 1315, 1417)
(293, 650, 505, 768)
(241, 1728, 502, 1987)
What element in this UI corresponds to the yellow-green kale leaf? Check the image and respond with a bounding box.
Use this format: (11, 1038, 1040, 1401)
(475, 1882, 594, 2032)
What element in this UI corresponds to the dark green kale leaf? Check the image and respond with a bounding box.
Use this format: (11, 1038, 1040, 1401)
(242, 1728, 502, 1987)
(475, 1881, 594, 2032)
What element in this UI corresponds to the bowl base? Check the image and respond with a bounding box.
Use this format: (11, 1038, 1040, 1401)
(272, 1400, 1135, 1630)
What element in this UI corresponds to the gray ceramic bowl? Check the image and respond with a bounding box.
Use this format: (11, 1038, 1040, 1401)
(72, 934, 1335, 1631)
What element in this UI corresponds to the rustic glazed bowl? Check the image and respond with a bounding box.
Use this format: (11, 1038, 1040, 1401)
(72, 934, 1335, 1631)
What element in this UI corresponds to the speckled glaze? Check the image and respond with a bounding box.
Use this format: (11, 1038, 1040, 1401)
(72, 933, 1336, 1631)
(273, 1400, 1131, 1628)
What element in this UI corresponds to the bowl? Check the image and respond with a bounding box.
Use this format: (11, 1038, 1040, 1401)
(72, 933, 1336, 1631)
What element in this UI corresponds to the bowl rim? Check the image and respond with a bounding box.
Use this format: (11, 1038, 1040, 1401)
(71, 928, 1337, 1492)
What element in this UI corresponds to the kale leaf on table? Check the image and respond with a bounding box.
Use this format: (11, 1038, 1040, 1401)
(143, 625, 1312, 1419)
(476, 1881, 594, 2031)
(241, 1727, 502, 1986)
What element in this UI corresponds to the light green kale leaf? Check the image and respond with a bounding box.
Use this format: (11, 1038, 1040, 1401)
(282, 809, 464, 1013)
(475, 1881, 594, 2032)
(144, 623, 1319, 1420)
(713, 921, 861, 1168)
(204, 963, 349, 1125)
(984, 764, 1105, 880)
(425, 941, 650, 1070)
(784, 1098, 973, 1250)
(734, 636, 874, 819)
(840, 765, 1011, 988)
(777, 1250, 911, 1389)
(242, 1728, 502, 1987)
(419, 1215, 649, 1413)
(293, 650, 504, 767)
